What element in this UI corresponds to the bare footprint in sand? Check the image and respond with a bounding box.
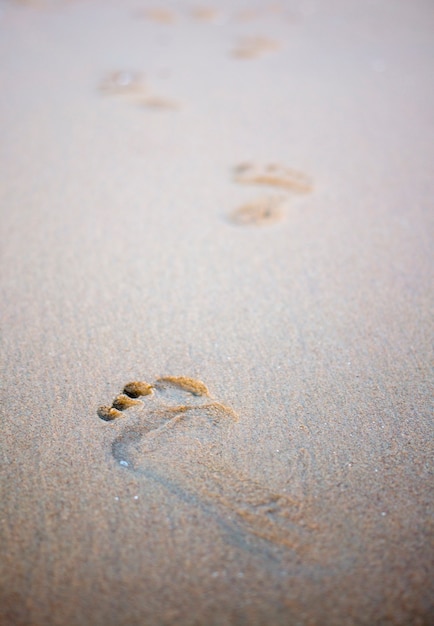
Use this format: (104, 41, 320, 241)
(134, 7, 176, 24)
(99, 376, 314, 553)
(234, 3, 288, 23)
(190, 6, 219, 22)
(231, 36, 280, 59)
(229, 196, 285, 226)
(234, 162, 313, 193)
(228, 163, 313, 226)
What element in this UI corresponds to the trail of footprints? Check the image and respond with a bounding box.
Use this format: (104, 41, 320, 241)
(92, 4, 315, 550)
(96, 6, 312, 227)
(98, 71, 313, 224)
(99, 73, 313, 225)
(98, 1, 285, 112)
(12, 0, 317, 560)
(98, 377, 314, 552)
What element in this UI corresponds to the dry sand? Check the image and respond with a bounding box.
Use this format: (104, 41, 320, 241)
(0, 0, 433, 624)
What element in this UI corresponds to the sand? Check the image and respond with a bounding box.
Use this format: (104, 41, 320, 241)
(0, 0, 433, 624)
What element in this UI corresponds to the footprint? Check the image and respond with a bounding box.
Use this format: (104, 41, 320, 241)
(234, 162, 313, 193)
(135, 7, 176, 24)
(231, 36, 280, 59)
(233, 4, 286, 23)
(228, 163, 313, 226)
(190, 6, 218, 21)
(99, 376, 315, 554)
(229, 196, 285, 226)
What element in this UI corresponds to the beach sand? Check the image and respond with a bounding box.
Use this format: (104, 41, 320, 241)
(0, 1, 433, 624)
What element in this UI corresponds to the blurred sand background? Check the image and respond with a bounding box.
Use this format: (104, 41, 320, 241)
(0, 0, 433, 624)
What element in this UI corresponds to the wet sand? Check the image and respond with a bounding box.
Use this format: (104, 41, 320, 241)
(0, 1, 433, 624)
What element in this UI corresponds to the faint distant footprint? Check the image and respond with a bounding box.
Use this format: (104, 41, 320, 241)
(134, 7, 176, 24)
(233, 4, 288, 23)
(98, 71, 180, 112)
(229, 163, 313, 226)
(231, 36, 280, 59)
(190, 6, 219, 21)
(99, 376, 314, 552)
(229, 196, 285, 226)
(234, 162, 313, 193)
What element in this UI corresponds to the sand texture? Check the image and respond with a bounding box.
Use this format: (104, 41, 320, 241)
(0, 0, 433, 625)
